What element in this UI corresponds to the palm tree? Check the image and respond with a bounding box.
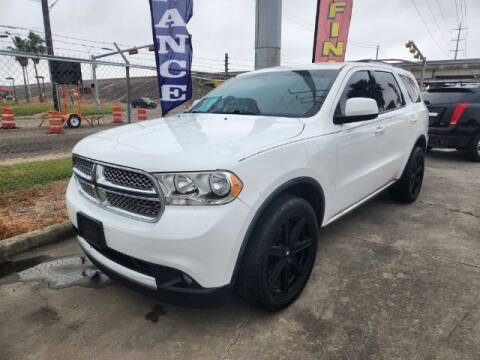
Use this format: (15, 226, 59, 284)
(27, 32, 47, 102)
(8, 36, 31, 102)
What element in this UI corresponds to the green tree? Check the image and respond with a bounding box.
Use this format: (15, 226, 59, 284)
(27, 32, 47, 102)
(8, 36, 31, 102)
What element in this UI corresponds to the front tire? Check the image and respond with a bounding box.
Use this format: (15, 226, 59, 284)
(390, 146, 425, 203)
(236, 195, 318, 311)
(465, 133, 480, 162)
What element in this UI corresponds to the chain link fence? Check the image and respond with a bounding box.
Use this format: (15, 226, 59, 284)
(0, 49, 225, 194)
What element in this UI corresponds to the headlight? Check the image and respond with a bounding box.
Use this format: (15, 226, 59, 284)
(154, 171, 243, 205)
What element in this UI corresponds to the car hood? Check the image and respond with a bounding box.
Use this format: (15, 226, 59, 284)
(73, 113, 304, 172)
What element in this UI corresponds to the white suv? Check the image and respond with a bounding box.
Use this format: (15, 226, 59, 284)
(66, 62, 428, 310)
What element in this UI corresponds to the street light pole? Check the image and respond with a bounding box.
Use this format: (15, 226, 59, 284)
(6, 77, 17, 103)
(91, 44, 148, 111)
(114, 43, 131, 124)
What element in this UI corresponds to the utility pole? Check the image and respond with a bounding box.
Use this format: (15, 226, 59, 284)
(451, 23, 465, 60)
(41, 0, 59, 110)
(255, 0, 282, 70)
(375, 45, 380, 60)
(224, 53, 229, 78)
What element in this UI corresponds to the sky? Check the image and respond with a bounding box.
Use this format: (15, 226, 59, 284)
(0, 0, 477, 73)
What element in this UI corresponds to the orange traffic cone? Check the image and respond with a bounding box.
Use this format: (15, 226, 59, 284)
(137, 108, 147, 121)
(112, 106, 123, 123)
(1, 107, 16, 129)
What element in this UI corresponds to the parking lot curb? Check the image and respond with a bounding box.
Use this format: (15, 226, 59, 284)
(0, 221, 74, 262)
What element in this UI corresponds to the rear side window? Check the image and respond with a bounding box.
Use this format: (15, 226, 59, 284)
(336, 71, 374, 116)
(373, 71, 405, 112)
(400, 74, 421, 103)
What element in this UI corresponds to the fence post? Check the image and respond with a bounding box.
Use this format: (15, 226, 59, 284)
(91, 55, 100, 111)
(126, 64, 131, 123)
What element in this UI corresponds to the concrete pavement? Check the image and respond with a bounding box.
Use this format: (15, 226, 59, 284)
(1, 150, 479, 360)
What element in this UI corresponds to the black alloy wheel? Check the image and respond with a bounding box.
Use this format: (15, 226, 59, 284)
(409, 153, 424, 199)
(390, 146, 425, 203)
(237, 195, 319, 311)
(266, 216, 315, 298)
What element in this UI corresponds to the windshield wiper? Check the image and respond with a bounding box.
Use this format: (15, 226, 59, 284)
(219, 110, 259, 115)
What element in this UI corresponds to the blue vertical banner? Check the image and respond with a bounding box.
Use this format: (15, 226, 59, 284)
(149, 0, 193, 116)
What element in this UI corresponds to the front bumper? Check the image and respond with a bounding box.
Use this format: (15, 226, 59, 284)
(76, 235, 232, 306)
(66, 177, 252, 291)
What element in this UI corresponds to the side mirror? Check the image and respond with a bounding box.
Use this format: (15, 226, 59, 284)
(334, 97, 379, 124)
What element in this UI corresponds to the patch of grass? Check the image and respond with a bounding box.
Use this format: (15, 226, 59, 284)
(0, 157, 72, 194)
(81, 104, 126, 116)
(9, 102, 55, 116)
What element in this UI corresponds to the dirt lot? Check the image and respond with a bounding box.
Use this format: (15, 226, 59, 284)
(0, 180, 68, 240)
(0, 150, 479, 360)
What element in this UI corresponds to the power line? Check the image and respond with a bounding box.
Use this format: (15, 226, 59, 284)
(435, 0, 451, 28)
(425, 0, 449, 44)
(408, 0, 445, 52)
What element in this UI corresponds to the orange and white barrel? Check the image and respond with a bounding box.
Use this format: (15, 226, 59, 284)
(112, 106, 123, 123)
(48, 111, 64, 134)
(137, 108, 147, 121)
(1, 107, 16, 129)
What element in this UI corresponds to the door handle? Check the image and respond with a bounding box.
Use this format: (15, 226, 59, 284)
(409, 116, 418, 123)
(374, 126, 385, 135)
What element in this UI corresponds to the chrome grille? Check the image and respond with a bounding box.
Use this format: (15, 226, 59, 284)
(72, 155, 163, 222)
(78, 178, 96, 198)
(105, 191, 162, 218)
(73, 156, 94, 177)
(103, 166, 154, 190)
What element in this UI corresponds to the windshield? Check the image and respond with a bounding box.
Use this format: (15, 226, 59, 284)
(189, 70, 339, 118)
(424, 88, 480, 104)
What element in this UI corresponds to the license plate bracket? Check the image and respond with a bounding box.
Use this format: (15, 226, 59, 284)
(77, 212, 107, 249)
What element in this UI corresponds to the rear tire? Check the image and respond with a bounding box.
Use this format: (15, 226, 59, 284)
(236, 195, 318, 311)
(390, 146, 425, 203)
(465, 133, 480, 162)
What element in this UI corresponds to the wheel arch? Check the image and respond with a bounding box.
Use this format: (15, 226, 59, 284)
(415, 134, 427, 152)
(231, 176, 325, 284)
